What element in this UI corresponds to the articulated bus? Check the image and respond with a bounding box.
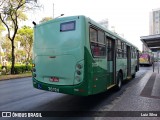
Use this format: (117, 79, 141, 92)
(32, 15, 139, 96)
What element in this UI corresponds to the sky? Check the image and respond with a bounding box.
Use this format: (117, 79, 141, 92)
(27, 0, 160, 51)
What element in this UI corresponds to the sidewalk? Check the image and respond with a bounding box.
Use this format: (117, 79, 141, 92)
(98, 68, 160, 119)
(109, 68, 160, 111)
(151, 71, 160, 98)
(0, 72, 32, 81)
(140, 70, 160, 100)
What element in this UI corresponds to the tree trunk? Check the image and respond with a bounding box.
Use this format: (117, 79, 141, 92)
(11, 40, 15, 74)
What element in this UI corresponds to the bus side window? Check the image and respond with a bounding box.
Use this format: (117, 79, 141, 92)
(117, 39, 122, 58)
(93, 45, 100, 56)
(99, 44, 106, 56)
(123, 43, 126, 58)
(98, 30, 106, 56)
(90, 28, 98, 57)
(90, 28, 97, 42)
(106, 37, 113, 61)
(89, 27, 106, 57)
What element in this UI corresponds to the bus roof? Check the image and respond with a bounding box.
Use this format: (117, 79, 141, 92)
(35, 15, 138, 50)
(35, 15, 85, 28)
(86, 17, 138, 50)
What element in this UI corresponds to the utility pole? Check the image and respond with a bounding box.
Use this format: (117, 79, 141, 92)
(158, 51, 159, 74)
(53, 3, 54, 19)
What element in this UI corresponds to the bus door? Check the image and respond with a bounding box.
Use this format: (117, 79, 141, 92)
(127, 45, 131, 78)
(106, 36, 116, 87)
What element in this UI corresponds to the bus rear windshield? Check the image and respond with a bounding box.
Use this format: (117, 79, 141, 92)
(60, 21, 76, 32)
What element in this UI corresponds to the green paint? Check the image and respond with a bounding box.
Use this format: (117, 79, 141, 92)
(32, 15, 139, 96)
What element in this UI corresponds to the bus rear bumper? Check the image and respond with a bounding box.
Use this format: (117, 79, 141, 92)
(32, 78, 90, 96)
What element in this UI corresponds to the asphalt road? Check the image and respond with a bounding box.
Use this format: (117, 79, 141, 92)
(0, 65, 159, 120)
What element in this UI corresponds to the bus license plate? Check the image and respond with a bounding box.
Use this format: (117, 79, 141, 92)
(48, 87, 59, 92)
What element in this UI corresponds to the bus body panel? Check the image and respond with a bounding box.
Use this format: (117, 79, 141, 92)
(33, 16, 91, 96)
(139, 52, 154, 65)
(85, 19, 109, 94)
(35, 55, 76, 85)
(116, 59, 127, 79)
(32, 15, 139, 96)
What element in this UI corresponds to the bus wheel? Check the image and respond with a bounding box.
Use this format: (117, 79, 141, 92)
(116, 72, 122, 90)
(132, 73, 136, 78)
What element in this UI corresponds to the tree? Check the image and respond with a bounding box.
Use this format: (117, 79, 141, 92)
(0, 21, 5, 44)
(0, 21, 5, 64)
(16, 25, 33, 62)
(0, 0, 39, 74)
(15, 49, 25, 63)
(0, 21, 5, 33)
(40, 17, 52, 23)
(1, 35, 12, 62)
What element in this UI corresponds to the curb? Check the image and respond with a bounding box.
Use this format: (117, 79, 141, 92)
(0, 74, 32, 81)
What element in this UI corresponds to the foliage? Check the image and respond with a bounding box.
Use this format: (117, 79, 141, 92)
(14, 64, 32, 74)
(0, 63, 32, 75)
(15, 49, 25, 63)
(16, 25, 33, 62)
(0, 0, 27, 74)
(1, 35, 12, 61)
(0, 21, 5, 47)
(0, 0, 39, 74)
(1, 65, 11, 75)
(0, 21, 5, 33)
(14, 64, 26, 74)
(40, 17, 53, 23)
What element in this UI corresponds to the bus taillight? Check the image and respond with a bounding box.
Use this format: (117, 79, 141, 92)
(33, 68, 36, 72)
(76, 70, 81, 75)
(77, 64, 82, 69)
(32, 63, 35, 67)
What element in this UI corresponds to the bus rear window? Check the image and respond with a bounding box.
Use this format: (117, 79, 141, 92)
(60, 21, 76, 32)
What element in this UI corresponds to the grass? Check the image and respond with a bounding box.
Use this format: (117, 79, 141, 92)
(0, 72, 32, 81)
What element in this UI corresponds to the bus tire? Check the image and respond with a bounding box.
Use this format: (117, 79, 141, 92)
(132, 74, 135, 78)
(116, 72, 122, 90)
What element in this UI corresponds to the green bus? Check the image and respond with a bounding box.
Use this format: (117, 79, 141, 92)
(32, 15, 139, 96)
